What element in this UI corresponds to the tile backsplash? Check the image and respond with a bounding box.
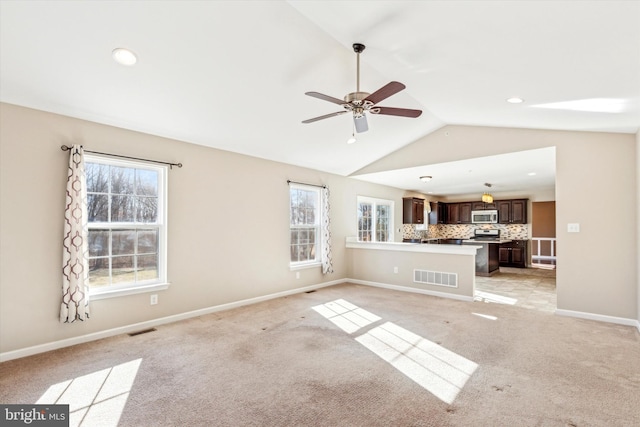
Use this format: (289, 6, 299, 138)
(402, 223, 529, 240)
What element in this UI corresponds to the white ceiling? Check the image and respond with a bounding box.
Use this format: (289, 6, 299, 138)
(1, 1, 638, 194)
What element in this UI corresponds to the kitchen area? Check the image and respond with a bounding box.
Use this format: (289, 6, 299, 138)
(401, 197, 530, 277)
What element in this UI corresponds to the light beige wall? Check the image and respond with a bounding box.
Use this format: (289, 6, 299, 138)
(347, 248, 476, 299)
(355, 125, 638, 320)
(1, 104, 637, 355)
(0, 103, 409, 354)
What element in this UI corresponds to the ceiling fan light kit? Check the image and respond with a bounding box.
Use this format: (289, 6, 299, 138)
(302, 43, 422, 134)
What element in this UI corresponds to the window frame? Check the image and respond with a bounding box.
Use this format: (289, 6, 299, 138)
(289, 183, 322, 270)
(357, 196, 395, 243)
(84, 154, 169, 300)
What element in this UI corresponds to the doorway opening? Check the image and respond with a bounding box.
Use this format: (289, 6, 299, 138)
(531, 201, 557, 269)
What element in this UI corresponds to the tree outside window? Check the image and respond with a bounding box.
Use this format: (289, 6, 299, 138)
(85, 156, 166, 291)
(290, 184, 321, 265)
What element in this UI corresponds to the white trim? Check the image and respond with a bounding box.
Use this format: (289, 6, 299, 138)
(90, 282, 170, 300)
(0, 279, 343, 362)
(555, 309, 639, 328)
(289, 261, 321, 271)
(348, 278, 474, 302)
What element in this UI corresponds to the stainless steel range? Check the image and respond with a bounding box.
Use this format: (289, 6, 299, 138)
(471, 229, 501, 241)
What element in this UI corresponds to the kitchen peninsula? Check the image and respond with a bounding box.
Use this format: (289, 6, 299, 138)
(461, 240, 501, 276)
(345, 238, 481, 301)
(461, 229, 511, 276)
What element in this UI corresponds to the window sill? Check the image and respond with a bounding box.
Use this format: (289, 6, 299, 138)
(89, 282, 170, 301)
(289, 262, 321, 271)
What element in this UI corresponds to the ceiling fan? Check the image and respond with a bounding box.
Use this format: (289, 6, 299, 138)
(302, 43, 422, 133)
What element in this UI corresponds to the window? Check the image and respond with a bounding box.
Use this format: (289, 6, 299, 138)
(357, 196, 394, 242)
(290, 184, 321, 267)
(85, 155, 168, 298)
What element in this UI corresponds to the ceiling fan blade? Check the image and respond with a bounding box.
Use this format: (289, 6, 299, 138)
(371, 106, 423, 118)
(305, 91, 346, 105)
(354, 115, 368, 133)
(302, 111, 347, 124)
(363, 81, 406, 105)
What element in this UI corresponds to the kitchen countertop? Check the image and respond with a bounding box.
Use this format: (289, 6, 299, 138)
(346, 238, 482, 255)
(461, 239, 512, 244)
(419, 238, 513, 244)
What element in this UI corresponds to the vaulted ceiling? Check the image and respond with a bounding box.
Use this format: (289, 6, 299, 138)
(1, 1, 638, 193)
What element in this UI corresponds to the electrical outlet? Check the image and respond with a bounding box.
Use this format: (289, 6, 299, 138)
(150, 294, 158, 305)
(393, 267, 399, 274)
(295, 271, 300, 279)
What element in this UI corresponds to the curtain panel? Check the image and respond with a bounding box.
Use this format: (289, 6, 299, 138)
(321, 187, 334, 274)
(60, 145, 90, 322)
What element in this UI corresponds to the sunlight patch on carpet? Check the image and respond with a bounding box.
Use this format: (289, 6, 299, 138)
(472, 312, 498, 320)
(36, 358, 142, 427)
(312, 299, 381, 333)
(474, 290, 517, 305)
(357, 322, 478, 404)
(313, 299, 478, 404)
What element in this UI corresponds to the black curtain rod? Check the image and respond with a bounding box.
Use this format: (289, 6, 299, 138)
(61, 145, 182, 169)
(287, 180, 326, 189)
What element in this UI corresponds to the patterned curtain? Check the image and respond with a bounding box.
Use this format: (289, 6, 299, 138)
(60, 145, 90, 322)
(321, 186, 334, 274)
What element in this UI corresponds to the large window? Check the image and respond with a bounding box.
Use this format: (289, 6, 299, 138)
(357, 196, 394, 242)
(290, 184, 321, 267)
(85, 155, 168, 297)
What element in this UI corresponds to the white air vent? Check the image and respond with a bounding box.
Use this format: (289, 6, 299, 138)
(413, 269, 458, 288)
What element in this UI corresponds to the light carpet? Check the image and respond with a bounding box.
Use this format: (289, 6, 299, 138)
(1, 282, 639, 426)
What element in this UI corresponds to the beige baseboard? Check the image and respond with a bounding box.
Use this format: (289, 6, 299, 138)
(348, 278, 475, 302)
(555, 308, 638, 330)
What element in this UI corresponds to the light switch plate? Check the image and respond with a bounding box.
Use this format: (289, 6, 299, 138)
(567, 223, 580, 233)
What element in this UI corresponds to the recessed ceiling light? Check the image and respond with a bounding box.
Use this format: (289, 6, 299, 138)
(112, 48, 137, 66)
(506, 97, 524, 104)
(528, 172, 537, 176)
(420, 176, 432, 182)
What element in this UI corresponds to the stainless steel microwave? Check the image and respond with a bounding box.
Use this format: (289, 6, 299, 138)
(471, 210, 498, 224)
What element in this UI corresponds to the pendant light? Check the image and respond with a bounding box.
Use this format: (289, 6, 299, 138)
(481, 183, 493, 203)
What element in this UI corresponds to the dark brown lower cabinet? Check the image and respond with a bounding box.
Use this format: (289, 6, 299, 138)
(499, 240, 527, 268)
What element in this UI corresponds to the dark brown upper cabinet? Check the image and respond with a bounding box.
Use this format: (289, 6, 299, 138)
(459, 202, 472, 224)
(472, 201, 497, 210)
(403, 197, 424, 224)
(497, 199, 528, 224)
(429, 202, 447, 224)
